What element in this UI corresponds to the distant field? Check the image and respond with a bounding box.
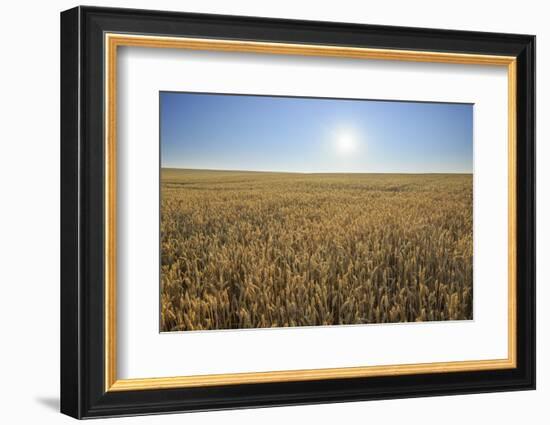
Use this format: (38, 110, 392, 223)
(160, 168, 473, 332)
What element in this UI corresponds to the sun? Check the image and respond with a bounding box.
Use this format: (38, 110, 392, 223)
(335, 131, 358, 155)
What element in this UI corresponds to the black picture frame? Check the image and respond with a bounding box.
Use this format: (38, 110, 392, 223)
(61, 5, 535, 419)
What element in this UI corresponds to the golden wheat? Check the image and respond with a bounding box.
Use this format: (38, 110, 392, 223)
(160, 169, 473, 331)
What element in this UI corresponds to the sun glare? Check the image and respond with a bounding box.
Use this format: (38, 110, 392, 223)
(335, 131, 358, 155)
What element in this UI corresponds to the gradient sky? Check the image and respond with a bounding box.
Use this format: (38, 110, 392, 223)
(160, 92, 473, 173)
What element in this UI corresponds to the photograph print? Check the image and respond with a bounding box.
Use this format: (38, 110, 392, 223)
(160, 92, 473, 332)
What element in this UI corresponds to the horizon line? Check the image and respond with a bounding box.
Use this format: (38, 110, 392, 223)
(161, 167, 473, 175)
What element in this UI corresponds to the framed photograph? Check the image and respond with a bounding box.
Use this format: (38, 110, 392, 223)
(60, 6, 535, 419)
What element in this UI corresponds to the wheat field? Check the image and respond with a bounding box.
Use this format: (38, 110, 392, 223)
(160, 168, 473, 332)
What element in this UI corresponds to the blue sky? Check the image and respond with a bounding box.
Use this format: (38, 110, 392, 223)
(160, 92, 473, 173)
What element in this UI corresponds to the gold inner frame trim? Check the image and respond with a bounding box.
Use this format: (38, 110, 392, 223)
(104, 33, 518, 392)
